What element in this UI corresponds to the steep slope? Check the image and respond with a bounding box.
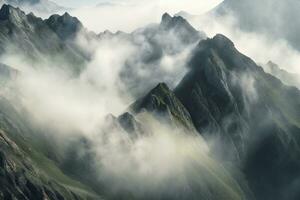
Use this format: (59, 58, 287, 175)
(0, 96, 101, 199)
(117, 112, 146, 136)
(0, 0, 66, 14)
(0, 4, 85, 73)
(175, 34, 300, 200)
(104, 83, 252, 200)
(159, 13, 202, 47)
(0, 4, 299, 200)
(45, 12, 83, 40)
(0, 62, 100, 200)
(130, 83, 196, 132)
(0, 130, 99, 200)
(59, 82, 253, 200)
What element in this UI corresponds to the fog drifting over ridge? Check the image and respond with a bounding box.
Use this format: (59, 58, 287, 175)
(0, 10, 233, 197)
(177, 0, 300, 76)
(4, 0, 299, 77)
(70, 0, 222, 32)
(69, 0, 300, 80)
(194, 17, 299, 76)
(1, 35, 244, 199)
(0, 1, 300, 199)
(0, 1, 263, 196)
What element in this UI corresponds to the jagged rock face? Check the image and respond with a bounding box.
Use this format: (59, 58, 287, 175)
(118, 112, 146, 136)
(0, 4, 27, 24)
(131, 83, 196, 132)
(0, 3, 299, 200)
(103, 83, 251, 200)
(46, 12, 83, 40)
(0, 4, 85, 73)
(0, 98, 100, 200)
(175, 34, 255, 160)
(0, 131, 65, 200)
(0, 0, 66, 14)
(175, 34, 300, 200)
(160, 13, 202, 45)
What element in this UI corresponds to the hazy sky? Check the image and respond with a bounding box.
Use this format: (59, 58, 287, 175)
(64, 0, 222, 32)
(52, 0, 100, 7)
(52, 0, 222, 14)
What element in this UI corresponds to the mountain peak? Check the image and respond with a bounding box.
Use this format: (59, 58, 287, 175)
(134, 82, 171, 104)
(0, 4, 26, 21)
(266, 60, 277, 67)
(142, 83, 174, 102)
(62, 12, 71, 18)
(197, 34, 234, 50)
(159, 12, 202, 44)
(160, 13, 189, 29)
(152, 82, 170, 93)
(46, 12, 83, 40)
(48, 12, 82, 26)
(117, 112, 143, 135)
(1, 0, 66, 14)
(130, 82, 196, 131)
(189, 33, 257, 73)
(211, 34, 235, 48)
(161, 12, 172, 24)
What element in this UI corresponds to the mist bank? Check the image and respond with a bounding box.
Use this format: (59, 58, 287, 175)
(213, 0, 300, 51)
(176, 7, 300, 79)
(0, 3, 300, 200)
(0, 6, 252, 199)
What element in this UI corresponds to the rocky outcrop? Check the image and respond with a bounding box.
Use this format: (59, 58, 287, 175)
(131, 83, 196, 132)
(0, 130, 99, 200)
(45, 12, 83, 40)
(160, 12, 203, 45)
(0, 4, 85, 73)
(175, 34, 300, 200)
(0, 0, 66, 14)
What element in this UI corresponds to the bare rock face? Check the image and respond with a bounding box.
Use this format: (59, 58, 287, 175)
(0, 0, 66, 14)
(160, 12, 203, 45)
(0, 4, 86, 73)
(130, 82, 197, 132)
(0, 95, 101, 200)
(46, 12, 83, 40)
(175, 34, 300, 200)
(0, 130, 92, 200)
(0, 3, 299, 200)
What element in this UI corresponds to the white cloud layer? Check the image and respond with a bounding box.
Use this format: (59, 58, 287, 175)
(183, 12, 300, 75)
(70, 0, 222, 32)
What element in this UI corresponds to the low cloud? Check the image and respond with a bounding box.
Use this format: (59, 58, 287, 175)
(70, 0, 222, 33)
(182, 9, 300, 76)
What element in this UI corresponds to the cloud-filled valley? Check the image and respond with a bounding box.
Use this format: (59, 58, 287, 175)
(0, 1, 299, 200)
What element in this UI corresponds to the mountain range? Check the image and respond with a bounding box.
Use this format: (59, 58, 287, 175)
(0, 3, 299, 200)
(0, 4, 86, 73)
(0, 0, 66, 14)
